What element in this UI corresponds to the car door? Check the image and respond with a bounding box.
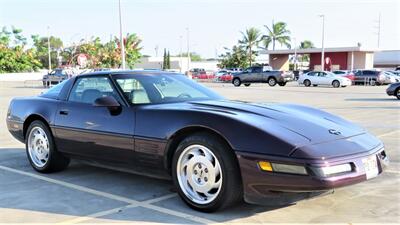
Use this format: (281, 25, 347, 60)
(306, 72, 317, 84)
(53, 75, 135, 163)
(318, 72, 331, 85)
(252, 67, 263, 82)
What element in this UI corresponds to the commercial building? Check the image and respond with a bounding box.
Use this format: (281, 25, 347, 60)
(373, 50, 400, 69)
(261, 46, 377, 71)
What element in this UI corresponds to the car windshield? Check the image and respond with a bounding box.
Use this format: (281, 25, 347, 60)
(113, 73, 224, 104)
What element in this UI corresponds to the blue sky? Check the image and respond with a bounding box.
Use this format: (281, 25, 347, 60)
(1, 0, 399, 58)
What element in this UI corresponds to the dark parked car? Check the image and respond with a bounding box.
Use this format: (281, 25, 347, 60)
(42, 69, 68, 87)
(232, 66, 293, 87)
(7, 71, 388, 212)
(386, 82, 400, 100)
(353, 70, 389, 85)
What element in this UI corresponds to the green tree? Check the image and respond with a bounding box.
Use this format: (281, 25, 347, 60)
(175, 52, 202, 62)
(239, 27, 261, 66)
(299, 40, 315, 62)
(124, 33, 142, 68)
(261, 21, 291, 50)
(162, 48, 167, 70)
(166, 50, 171, 69)
(299, 40, 315, 49)
(0, 26, 41, 73)
(218, 45, 249, 69)
(31, 34, 63, 68)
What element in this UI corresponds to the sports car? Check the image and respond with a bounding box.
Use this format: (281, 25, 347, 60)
(6, 70, 388, 212)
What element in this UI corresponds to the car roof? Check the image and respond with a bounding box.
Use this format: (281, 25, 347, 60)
(77, 70, 183, 78)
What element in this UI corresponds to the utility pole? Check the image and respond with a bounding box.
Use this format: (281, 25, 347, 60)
(118, 0, 126, 69)
(155, 45, 159, 57)
(186, 27, 190, 73)
(319, 15, 325, 71)
(377, 13, 381, 48)
(47, 26, 51, 71)
(179, 36, 183, 72)
(293, 37, 297, 71)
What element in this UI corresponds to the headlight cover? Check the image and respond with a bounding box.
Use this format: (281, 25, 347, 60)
(311, 163, 352, 177)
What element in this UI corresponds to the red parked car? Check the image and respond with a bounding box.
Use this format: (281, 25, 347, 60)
(333, 70, 355, 81)
(219, 73, 233, 82)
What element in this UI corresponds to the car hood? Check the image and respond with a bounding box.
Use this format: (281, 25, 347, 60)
(190, 100, 366, 147)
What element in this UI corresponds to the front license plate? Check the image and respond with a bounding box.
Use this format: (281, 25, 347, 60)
(362, 155, 379, 180)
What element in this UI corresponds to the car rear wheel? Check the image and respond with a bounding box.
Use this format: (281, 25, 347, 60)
(233, 78, 241, 87)
(267, 77, 277, 86)
(172, 132, 242, 212)
(26, 120, 70, 173)
(332, 80, 340, 88)
(244, 83, 251, 87)
(396, 88, 400, 100)
(304, 79, 311, 87)
(278, 82, 287, 86)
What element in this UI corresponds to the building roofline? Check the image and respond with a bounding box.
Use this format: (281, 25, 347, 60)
(260, 46, 379, 55)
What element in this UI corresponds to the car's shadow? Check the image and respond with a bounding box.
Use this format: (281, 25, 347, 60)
(0, 147, 289, 223)
(345, 98, 399, 102)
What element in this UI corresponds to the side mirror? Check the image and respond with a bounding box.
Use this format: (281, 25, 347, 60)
(94, 96, 121, 115)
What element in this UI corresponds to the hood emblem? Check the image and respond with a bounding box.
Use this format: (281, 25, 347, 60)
(329, 129, 341, 135)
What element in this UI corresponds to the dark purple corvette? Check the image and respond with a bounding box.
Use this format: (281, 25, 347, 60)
(6, 71, 388, 212)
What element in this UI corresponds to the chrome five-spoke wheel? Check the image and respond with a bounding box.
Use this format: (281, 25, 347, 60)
(27, 126, 49, 168)
(176, 144, 222, 205)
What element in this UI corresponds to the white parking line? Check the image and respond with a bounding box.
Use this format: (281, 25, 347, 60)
(377, 130, 400, 138)
(0, 165, 216, 224)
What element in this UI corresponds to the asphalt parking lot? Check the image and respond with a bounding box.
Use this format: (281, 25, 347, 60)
(0, 81, 399, 224)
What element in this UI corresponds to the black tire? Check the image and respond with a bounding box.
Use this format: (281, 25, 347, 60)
(395, 88, 400, 100)
(332, 80, 340, 88)
(244, 83, 251, 87)
(267, 77, 277, 86)
(25, 120, 70, 173)
(233, 78, 241, 87)
(278, 82, 287, 86)
(304, 79, 311, 87)
(172, 132, 242, 212)
(369, 79, 376, 86)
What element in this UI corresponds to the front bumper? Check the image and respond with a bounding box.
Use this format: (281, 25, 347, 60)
(236, 147, 388, 206)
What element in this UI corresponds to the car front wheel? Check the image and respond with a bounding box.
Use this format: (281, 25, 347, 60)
(267, 77, 277, 86)
(244, 83, 251, 87)
(332, 80, 340, 88)
(396, 88, 400, 100)
(26, 120, 70, 173)
(233, 78, 241, 87)
(172, 132, 242, 212)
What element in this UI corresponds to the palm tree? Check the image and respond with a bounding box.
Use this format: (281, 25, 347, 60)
(239, 27, 261, 66)
(299, 40, 315, 62)
(261, 21, 291, 50)
(299, 40, 315, 49)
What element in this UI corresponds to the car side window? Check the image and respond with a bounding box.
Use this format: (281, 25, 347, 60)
(308, 72, 315, 76)
(115, 78, 150, 104)
(68, 77, 121, 104)
(318, 72, 327, 77)
(253, 67, 262, 73)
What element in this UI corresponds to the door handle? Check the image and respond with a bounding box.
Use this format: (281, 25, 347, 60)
(59, 110, 69, 115)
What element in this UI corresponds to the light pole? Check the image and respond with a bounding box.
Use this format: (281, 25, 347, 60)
(186, 27, 190, 73)
(293, 37, 297, 71)
(179, 35, 183, 72)
(47, 26, 51, 71)
(319, 15, 325, 71)
(118, 0, 126, 69)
